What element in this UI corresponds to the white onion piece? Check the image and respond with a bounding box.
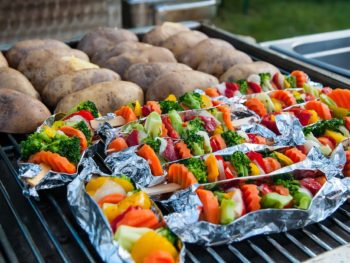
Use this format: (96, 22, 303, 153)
(247, 74, 261, 84)
(196, 131, 212, 152)
(216, 83, 226, 95)
(299, 186, 313, 197)
(93, 180, 126, 202)
(237, 130, 249, 141)
(158, 138, 167, 155)
(226, 187, 244, 218)
(217, 159, 226, 181)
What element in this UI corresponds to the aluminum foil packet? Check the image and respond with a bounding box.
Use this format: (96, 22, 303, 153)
(162, 169, 350, 246)
(67, 166, 185, 263)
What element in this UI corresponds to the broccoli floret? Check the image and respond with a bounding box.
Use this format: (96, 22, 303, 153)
(69, 101, 99, 118)
(285, 76, 297, 88)
(183, 157, 207, 183)
(156, 227, 177, 245)
(259, 73, 271, 86)
(159, 101, 184, 114)
(73, 121, 92, 143)
(179, 92, 202, 109)
(274, 176, 300, 195)
(296, 98, 304, 104)
(303, 119, 344, 137)
(227, 151, 251, 177)
(20, 132, 52, 160)
(181, 118, 205, 138)
(237, 80, 248, 94)
(183, 133, 205, 156)
(143, 137, 161, 153)
(117, 175, 133, 183)
(221, 130, 245, 147)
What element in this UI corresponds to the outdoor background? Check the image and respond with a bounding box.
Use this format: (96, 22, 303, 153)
(213, 0, 350, 42)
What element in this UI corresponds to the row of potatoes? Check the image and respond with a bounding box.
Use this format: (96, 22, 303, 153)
(0, 22, 279, 134)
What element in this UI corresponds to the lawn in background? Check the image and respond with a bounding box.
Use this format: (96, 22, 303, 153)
(213, 0, 350, 42)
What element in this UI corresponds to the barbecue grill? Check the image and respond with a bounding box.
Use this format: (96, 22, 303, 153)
(1, 24, 350, 263)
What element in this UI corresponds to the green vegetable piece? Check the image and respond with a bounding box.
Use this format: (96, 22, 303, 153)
(143, 137, 161, 153)
(220, 198, 235, 225)
(227, 151, 251, 177)
(237, 80, 248, 94)
(168, 110, 183, 134)
(114, 225, 152, 252)
(155, 227, 177, 245)
(293, 189, 312, 210)
(67, 101, 99, 118)
(303, 119, 344, 137)
(285, 76, 297, 89)
(303, 84, 319, 98)
(159, 101, 184, 114)
(179, 92, 202, 109)
(261, 193, 293, 209)
(184, 157, 207, 183)
(183, 132, 205, 156)
(221, 130, 245, 147)
(72, 120, 92, 143)
(144, 111, 162, 139)
(274, 177, 300, 195)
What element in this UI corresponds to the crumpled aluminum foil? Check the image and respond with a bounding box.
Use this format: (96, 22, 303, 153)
(162, 170, 350, 246)
(67, 164, 185, 263)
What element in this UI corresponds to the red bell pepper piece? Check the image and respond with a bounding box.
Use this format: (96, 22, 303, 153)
(64, 110, 95, 121)
(126, 130, 139, 146)
(300, 178, 322, 196)
(248, 82, 262, 93)
(272, 73, 282, 90)
(110, 206, 140, 233)
(161, 116, 179, 139)
(246, 151, 267, 173)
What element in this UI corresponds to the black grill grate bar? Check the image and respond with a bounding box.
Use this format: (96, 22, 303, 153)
(302, 229, 332, 251)
(0, 178, 44, 263)
(227, 244, 250, 263)
(0, 225, 19, 263)
(185, 249, 201, 263)
(265, 236, 299, 263)
(332, 217, 350, 234)
(47, 195, 96, 263)
(284, 232, 316, 258)
(247, 240, 275, 263)
(0, 146, 70, 263)
(339, 207, 350, 218)
(206, 247, 226, 263)
(317, 223, 347, 245)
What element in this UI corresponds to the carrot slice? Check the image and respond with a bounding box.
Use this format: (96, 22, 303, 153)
(161, 123, 168, 137)
(147, 101, 162, 114)
(327, 89, 350, 109)
(98, 193, 125, 207)
(138, 144, 163, 176)
(196, 189, 220, 224)
(344, 117, 350, 132)
(245, 98, 267, 117)
(167, 163, 198, 188)
(115, 106, 137, 123)
(115, 208, 159, 229)
(270, 90, 297, 107)
(263, 157, 281, 174)
(291, 70, 308, 87)
(143, 250, 175, 263)
(211, 134, 227, 150)
(317, 137, 335, 150)
(217, 105, 234, 130)
(284, 148, 306, 163)
(253, 135, 268, 145)
(212, 100, 223, 106)
(205, 87, 220, 97)
(59, 126, 88, 152)
(272, 185, 290, 196)
(343, 151, 350, 177)
(241, 184, 261, 212)
(108, 138, 128, 153)
(174, 141, 192, 159)
(305, 101, 332, 120)
(28, 151, 76, 174)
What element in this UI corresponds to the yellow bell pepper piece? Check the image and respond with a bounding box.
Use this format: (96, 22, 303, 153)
(131, 231, 178, 263)
(213, 125, 223, 135)
(165, 94, 177, 102)
(85, 177, 134, 195)
(271, 114, 276, 122)
(249, 162, 260, 175)
(271, 98, 282, 112)
(205, 154, 219, 182)
(307, 110, 319, 124)
(283, 79, 291, 89)
(103, 191, 151, 222)
(51, 121, 64, 131)
(111, 177, 134, 192)
(200, 94, 213, 108)
(324, 130, 347, 144)
(292, 91, 302, 101)
(43, 126, 57, 138)
(133, 101, 142, 117)
(272, 152, 293, 166)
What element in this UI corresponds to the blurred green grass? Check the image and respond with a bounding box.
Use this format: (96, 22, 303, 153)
(213, 0, 350, 42)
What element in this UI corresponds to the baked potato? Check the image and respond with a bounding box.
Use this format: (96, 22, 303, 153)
(5, 39, 70, 68)
(142, 22, 190, 46)
(125, 62, 192, 91)
(180, 38, 235, 68)
(220, 61, 280, 82)
(91, 41, 152, 66)
(0, 67, 40, 99)
(146, 70, 218, 101)
(0, 89, 51, 133)
(42, 68, 120, 107)
(55, 80, 144, 115)
(0, 52, 8, 67)
(19, 56, 99, 93)
(162, 30, 208, 60)
(197, 49, 252, 78)
(77, 27, 138, 57)
(103, 47, 176, 78)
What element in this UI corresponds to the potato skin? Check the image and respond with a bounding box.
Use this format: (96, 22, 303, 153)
(146, 70, 219, 101)
(0, 68, 40, 99)
(55, 80, 144, 115)
(197, 50, 252, 78)
(0, 89, 51, 133)
(5, 39, 70, 68)
(220, 61, 280, 82)
(125, 62, 192, 91)
(0, 52, 8, 67)
(180, 38, 234, 68)
(91, 42, 152, 66)
(77, 27, 138, 57)
(104, 47, 176, 78)
(162, 30, 208, 60)
(143, 22, 190, 46)
(42, 68, 120, 107)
